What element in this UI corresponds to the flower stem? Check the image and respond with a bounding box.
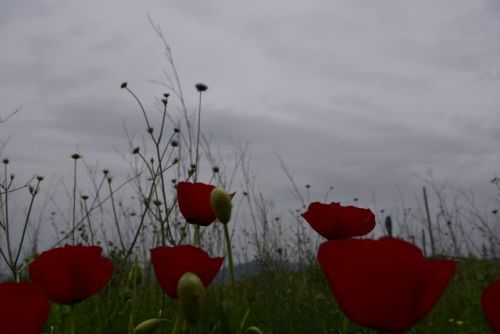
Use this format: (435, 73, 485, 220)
(223, 223, 236, 288)
(171, 309, 186, 334)
(69, 305, 76, 334)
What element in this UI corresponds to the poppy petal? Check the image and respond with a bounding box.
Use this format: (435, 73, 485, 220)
(177, 182, 217, 226)
(151, 245, 223, 299)
(302, 202, 375, 239)
(482, 279, 500, 333)
(0, 281, 50, 334)
(317, 237, 455, 333)
(29, 245, 113, 304)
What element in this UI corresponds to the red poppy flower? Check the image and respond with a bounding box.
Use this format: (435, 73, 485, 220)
(0, 281, 50, 334)
(301, 202, 375, 239)
(317, 237, 456, 334)
(151, 245, 223, 298)
(177, 182, 217, 226)
(29, 245, 113, 305)
(177, 182, 234, 226)
(482, 279, 500, 333)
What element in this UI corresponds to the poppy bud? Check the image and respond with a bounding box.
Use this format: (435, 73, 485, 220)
(177, 272, 206, 325)
(128, 260, 143, 287)
(245, 326, 264, 334)
(134, 318, 162, 334)
(210, 188, 232, 224)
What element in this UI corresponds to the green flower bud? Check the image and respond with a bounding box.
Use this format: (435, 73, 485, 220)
(128, 259, 143, 287)
(134, 318, 162, 334)
(245, 326, 264, 334)
(210, 188, 232, 224)
(177, 272, 206, 325)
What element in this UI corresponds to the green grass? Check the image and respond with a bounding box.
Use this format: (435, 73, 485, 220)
(40, 256, 500, 334)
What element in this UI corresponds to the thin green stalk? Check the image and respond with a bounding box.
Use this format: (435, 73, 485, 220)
(68, 305, 76, 334)
(193, 90, 203, 247)
(107, 177, 126, 250)
(71, 157, 78, 245)
(4, 163, 13, 267)
(171, 309, 186, 334)
(128, 269, 138, 334)
(223, 223, 236, 288)
(13, 179, 40, 276)
(238, 307, 251, 334)
(83, 200, 94, 245)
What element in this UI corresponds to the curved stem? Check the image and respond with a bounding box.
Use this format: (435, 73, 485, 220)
(223, 223, 236, 288)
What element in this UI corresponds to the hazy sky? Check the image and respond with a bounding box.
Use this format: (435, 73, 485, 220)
(1, 1, 500, 249)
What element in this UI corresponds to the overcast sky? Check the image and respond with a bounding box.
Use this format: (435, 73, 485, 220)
(1, 1, 500, 251)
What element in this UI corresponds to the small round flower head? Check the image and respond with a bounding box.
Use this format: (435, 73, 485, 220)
(132, 147, 140, 155)
(174, 127, 180, 133)
(212, 166, 220, 173)
(36, 175, 44, 181)
(81, 194, 89, 201)
(171, 140, 178, 147)
(120, 82, 128, 89)
(195, 83, 208, 92)
(2, 158, 8, 164)
(71, 153, 81, 160)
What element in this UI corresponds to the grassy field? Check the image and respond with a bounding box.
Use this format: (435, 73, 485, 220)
(37, 256, 499, 334)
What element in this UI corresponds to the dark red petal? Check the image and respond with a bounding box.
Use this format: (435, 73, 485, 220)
(151, 245, 223, 299)
(415, 260, 456, 321)
(0, 282, 50, 334)
(482, 279, 500, 333)
(302, 202, 375, 240)
(317, 238, 430, 333)
(177, 182, 217, 226)
(29, 245, 113, 304)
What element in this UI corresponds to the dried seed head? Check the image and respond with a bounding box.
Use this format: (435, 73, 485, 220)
(195, 83, 208, 92)
(120, 82, 128, 89)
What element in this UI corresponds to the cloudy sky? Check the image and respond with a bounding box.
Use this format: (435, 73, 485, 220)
(1, 1, 500, 250)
